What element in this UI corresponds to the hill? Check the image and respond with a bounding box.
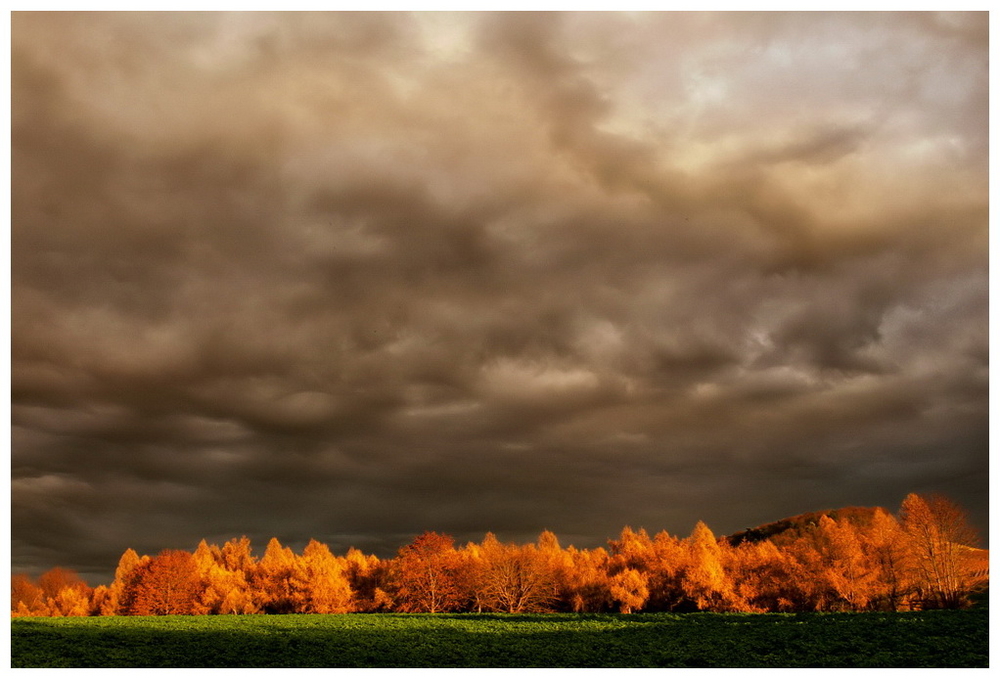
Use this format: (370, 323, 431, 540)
(724, 505, 883, 547)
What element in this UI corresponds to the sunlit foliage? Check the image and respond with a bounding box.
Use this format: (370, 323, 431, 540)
(11, 493, 987, 617)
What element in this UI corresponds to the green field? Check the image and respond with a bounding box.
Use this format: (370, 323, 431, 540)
(11, 610, 988, 668)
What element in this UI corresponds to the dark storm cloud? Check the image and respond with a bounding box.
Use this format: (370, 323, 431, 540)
(11, 11, 988, 583)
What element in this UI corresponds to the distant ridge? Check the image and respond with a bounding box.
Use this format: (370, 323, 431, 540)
(725, 506, 883, 547)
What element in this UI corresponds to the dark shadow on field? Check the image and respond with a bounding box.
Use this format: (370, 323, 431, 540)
(11, 610, 989, 669)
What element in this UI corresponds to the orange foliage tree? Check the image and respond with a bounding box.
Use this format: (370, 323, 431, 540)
(12, 568, 93, 617)
(681, 521, 738, 611)
(723, 539, 812, 612)
(212, 536, 260, 614)
(11, 574, 45, 617)
(609, 568, 649, 613)
(473, 533, 559, 613)
(391, 531, 463, 613)
(557, 546, 612, 612)
(121, 550, 203, 615)
(100, 548, 146, 615)
(253, 537, 299, 614)
(645, 530, 690, 611)
(191, 539, 259, 615)
(862, 508, 912, 611)
(899, 493, 984, 609)
(813, 515, 878, 611)
(343, 547, 392, 612)
(290, 539, 354, 613)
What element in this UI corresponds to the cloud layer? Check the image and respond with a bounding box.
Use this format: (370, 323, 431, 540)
(11, 11, 988, 582)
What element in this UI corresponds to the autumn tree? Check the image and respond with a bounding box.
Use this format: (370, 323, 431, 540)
(253, 538, 299, 614)
(681, 521, 735, 611)
(391, 532, 463, 613)
(550, 546, 611, 612)
(607, 526, 695, 612)
(190, 539, 259, 615)
(862, 508, 913, 611)
(220, 536, 256, 573)
(11, 569, 92, 617)
(610, 568, 649, 613)
(90, 585, 112, 616)
(645, 530, 690, 612)
(203, 536, 259, 614)
(533, 532, 611, 613)
(30, 567, 93, 617)
(121, 550, 204, 615)
(535, 530, 569, 608)
(191, 539, 222, 614)
(813, 515, 877, 611)
(448, 540, 484, 612)
(475, 534, 559, 613)
(100, 548, 149, 615)
(216, 567, 260, 614)
(11, 574, 45, 616)
(723, 539, 813, 612)
(51, 585, 93, 617)
(784, 533, 842, 611)
(609, 526, 654, 572)
(723, 540, 774, 612)
(290, 539, 354, 613)
(344, 547, 392, 612)
(899, 493, 983, 609)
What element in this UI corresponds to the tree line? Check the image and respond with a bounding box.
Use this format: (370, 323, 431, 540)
(11, 493, 987, 617)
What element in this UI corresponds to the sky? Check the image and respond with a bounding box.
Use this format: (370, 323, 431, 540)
(10, 11, 989, 584)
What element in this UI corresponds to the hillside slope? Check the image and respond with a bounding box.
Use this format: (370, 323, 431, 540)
(725, 506, 884, 547)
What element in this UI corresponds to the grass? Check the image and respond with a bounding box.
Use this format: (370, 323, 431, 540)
(10, 609, 988, 668)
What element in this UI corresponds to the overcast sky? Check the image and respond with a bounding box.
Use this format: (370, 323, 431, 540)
(10, 11, 989, 584)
